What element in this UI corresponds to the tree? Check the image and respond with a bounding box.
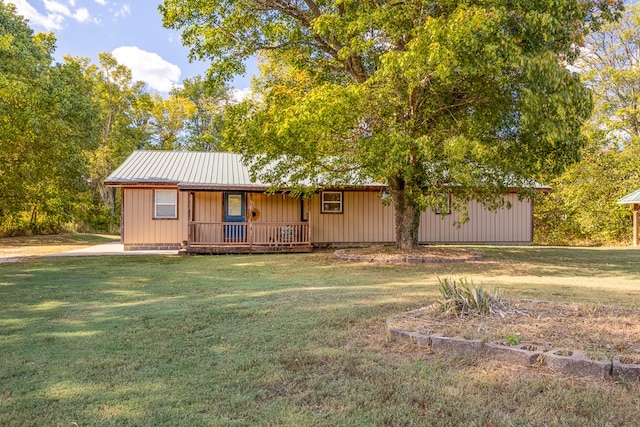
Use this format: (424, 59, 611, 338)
(161, 0, 621, 249)
(578, 2, 640, 145)
(147, 93, 197, 150)
(535, 4, 640, 245)
(172, 76, 232, 151)
(0, 3, 100, 233)
(82, 52, 153, 210)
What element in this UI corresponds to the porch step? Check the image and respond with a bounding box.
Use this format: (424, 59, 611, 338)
(185, 245, 313, 254)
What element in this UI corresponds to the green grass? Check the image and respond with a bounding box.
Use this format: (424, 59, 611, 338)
(2, 247, 640, 426)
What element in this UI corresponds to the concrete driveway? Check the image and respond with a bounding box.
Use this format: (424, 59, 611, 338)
(0, 242, 178, 264)
(51, 242, 178, 257)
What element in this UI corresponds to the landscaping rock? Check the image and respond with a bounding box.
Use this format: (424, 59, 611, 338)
(483, 343, 542, 367)
(387, 327, 430, 346)
(386, 320, 640, 382)
(544, 350, 612, 380)
(430, 336, 483, 357)
(611, 361, 640, 382)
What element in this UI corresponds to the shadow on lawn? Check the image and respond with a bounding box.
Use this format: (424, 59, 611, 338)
(2, 249, 640, 425)
(468, 246, 640, 277)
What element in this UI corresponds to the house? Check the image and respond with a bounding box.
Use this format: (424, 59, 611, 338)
(105, 150, 544, 253)
(617, 189, 640, 247)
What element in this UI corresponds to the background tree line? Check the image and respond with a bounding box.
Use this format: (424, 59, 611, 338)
(0, 2, 232, 236)
(534, 3, 640, 246)
(1, 0, 638, 246)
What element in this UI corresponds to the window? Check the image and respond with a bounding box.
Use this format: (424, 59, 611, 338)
(155, 189, 177, 219)
(321, 191, 343, 213)
(226, 194, 243, 217)
(435, 195, 451, 215)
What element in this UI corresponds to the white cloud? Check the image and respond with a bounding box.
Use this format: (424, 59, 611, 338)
(94, 0, 107, 5)
(68, 0, 76, 6)
(114, 4, 130, 18)
(9, 0, 64, 30)
(44, 0, 70, 15)
(9, 0, 96, 29)
(112, 46, 182, 93)
(72, 7, 90, 23)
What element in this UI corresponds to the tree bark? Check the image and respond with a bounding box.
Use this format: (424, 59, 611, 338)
(389, 175, 421, 250)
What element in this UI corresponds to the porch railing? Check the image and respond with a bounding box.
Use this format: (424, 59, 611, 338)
(188, 221, 311, 247)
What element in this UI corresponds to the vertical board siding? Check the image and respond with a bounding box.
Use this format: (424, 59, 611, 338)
(251, 193, 300, 223)
(310, 191, 532, 245)
(192, 192, 222, 243)
(193, 192, 222, 222)
(123, 189, 533, 247)
(418, 193, 532, 244)
(122, 188, 188, 245)
(311, 191, 395, 244)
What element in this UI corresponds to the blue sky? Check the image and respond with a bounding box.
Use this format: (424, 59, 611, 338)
(9, 1, 256, 94)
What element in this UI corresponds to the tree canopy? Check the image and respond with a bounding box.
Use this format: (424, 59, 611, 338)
(162, 0, 622, 248)
(0, 2, 100, 232)
(535, 3, 640, 245)
(0, 2, 241, 235)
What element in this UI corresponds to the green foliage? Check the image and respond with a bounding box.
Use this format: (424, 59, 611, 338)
(171, 76, 232, 152)
(505, 333, 521, 346)
(534, 5, 640, 246)
(535, 145, 640, 245)
(435, 277, 505, 317)
(82, 52, 153, 212)
(163, 0, 623, 248)
(0, 3, 101, 234)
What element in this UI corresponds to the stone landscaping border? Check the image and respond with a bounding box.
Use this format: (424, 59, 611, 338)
(387, 321, 640, 382)
(334, 250, 483, 263)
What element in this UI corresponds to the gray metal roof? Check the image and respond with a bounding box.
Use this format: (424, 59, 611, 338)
(105, 150, 270, 190)
(105, 150, 549, 192)
(618, 188, 640, 204)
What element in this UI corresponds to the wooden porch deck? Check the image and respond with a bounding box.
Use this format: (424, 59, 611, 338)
(185, 221, 312, 254)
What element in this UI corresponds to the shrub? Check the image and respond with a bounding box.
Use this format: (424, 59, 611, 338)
(436, 277, 507, 317)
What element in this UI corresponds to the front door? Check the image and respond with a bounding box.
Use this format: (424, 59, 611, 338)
(224, 192, 246, 240)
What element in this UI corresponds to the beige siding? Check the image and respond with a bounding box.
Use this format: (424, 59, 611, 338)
(310, 191, 532, 245)
(191, 192, 223, 243)
(418, 193, 532, 244)
(122, 188, 533, 247)
(193, 192, 223, 222)
(122, 187, 188, 246)
(249, 193, 301, 223)
(310, 191, 395, 244)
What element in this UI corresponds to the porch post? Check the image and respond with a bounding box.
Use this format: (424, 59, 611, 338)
(120, 188, 125, 244)
(187, 192, 193, 247)
(307, 210, 312, 246)
(248, 193, 254, 248)
(634, 204, 639, 247)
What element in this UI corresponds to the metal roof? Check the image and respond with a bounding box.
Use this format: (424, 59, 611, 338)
(105, 150, 271, 190)
(618, 188, 640, 204)
(105, 150, 549, 192)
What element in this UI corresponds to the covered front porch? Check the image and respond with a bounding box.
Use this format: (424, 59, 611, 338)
(183, 190, 313, 254)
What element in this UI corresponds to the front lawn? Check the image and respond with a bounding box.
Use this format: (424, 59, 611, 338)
(1, 247, 640, 425)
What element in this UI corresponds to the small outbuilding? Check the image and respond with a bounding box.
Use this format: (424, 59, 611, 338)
(105, 150, 546, 253)
(618, 189, 640, 247)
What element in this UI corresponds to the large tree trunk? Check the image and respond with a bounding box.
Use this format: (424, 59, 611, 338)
(389, 175, 421, 250)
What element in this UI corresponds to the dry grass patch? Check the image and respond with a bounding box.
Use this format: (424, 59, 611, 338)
(0, 234, 118, 260)
(335, 245, 481, 263)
